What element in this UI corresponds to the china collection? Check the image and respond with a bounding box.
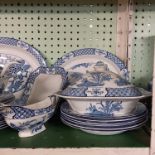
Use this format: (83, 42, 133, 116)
(0, 37, 151, 137)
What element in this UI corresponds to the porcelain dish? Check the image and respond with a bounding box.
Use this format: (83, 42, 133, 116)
(0, 66, 67, 137)
(60, 102, 147, 135)
(0, 37, 47, 68)
(56, 68, 151, 116)
(60, 102, 147, 121)
(1, 96, 56, 137)
(1, 60, 32, 99)
(53, 48, 129, 80)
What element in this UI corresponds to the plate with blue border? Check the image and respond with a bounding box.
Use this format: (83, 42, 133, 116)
(0, 37, 47, 69)
(53, 48, 128, 80)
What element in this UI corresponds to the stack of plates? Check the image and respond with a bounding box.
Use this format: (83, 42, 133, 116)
(60, 102, 148, 135)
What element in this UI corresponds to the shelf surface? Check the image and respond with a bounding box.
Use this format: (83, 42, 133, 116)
(0, 115, 150, 148)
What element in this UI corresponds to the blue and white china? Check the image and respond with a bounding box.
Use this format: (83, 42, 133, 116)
(14, 66, 67, 106)
(60, 102, 147, 122)
(61, 110, 147, 127)
(0, 37, 47, 68)
(61, 117, 147, 135)
(0, 66, 67, 136)
(60, 68, 149, 98)
(0, 92, 15, 129)
(59, 97, 137, 116)
(53, 48, 129, 80)
(57, 90, 150, 117)
(1, 96, 56, 137)
(60, 102, 148, 135)
(56, 65, 151, 116)
(1, 60, 32, 99)
(61, 115, 147, 131)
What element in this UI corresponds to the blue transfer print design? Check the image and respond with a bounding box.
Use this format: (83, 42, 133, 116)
(106, 87, 142, 97)
(61, 87, 87, 97)
(104, 52, 125, 70)
(2, 105, 54, 119)
(85, 87, 105, 96)
(0, 37, 47, 66)
(71, 63, 92, 70)
(68, 72, 83, 85)
(86, 101, 123, 116)
(53, 48, 128, 79)
(77, 72, 112, 87)
(94, 61, 109, 71)
(115, 77, 130, 86)
(4, 60, 31, 93)
(14, 66, 67, 105)
(9, 115, 50, 131)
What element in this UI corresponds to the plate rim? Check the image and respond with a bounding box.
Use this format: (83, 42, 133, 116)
(53, 48, 128, 79)
(0, 37, 47, 67)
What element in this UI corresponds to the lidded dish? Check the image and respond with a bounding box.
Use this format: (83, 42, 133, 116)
(56, 62, 151, 116)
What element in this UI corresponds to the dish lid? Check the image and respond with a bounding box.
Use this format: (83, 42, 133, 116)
(60, 62, 150, 98)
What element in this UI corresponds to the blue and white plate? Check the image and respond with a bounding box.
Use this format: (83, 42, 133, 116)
(61, 116, 147, 135)
(61, 112, 147, 127)
(61, 115, 147, 130)
(0, 37, 47, 69)
(60, 102, 147, 122)
(53, 48, 129, 80)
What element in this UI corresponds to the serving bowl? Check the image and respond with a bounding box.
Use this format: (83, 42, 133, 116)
(0, 66, 67, 137)
(1, 96, 56, 137)
(56, 63, 151, 116)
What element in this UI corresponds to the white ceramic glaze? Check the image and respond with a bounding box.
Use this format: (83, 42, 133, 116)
(56, 87, 150, 116)
(0, 37, 47, 68)
(60, 66, 151, 98)
(2, 96, 56, 137)
(1, 97, 55, 118)
(61, 116, 147, 135)
(1, 61, 32, 99)
(61, 102, 147, 122)
(5, 113, 50, 138)
(61, 98, 137, 116)
(53, 48, 129, 80)
(56, 88, 151, 100)
(27, 74, 63, 104)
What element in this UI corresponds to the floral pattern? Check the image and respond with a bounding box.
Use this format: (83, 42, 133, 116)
(3, 60, 31, 93)
(86, 101, 123, 116)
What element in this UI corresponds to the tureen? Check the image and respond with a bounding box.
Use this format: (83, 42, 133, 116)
(56, 62, 151, 116)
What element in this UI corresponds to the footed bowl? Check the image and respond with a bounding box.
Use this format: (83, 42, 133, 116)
(1, 96, 55, 137)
